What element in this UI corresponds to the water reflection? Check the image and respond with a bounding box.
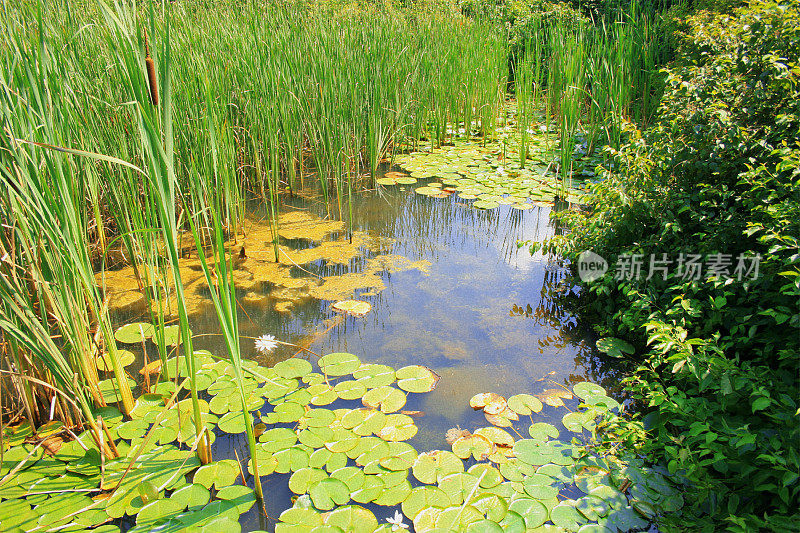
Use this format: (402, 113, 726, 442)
(117, 181, 622, 530)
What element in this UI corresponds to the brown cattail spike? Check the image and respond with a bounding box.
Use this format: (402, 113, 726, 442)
(144, 30, 158, 106)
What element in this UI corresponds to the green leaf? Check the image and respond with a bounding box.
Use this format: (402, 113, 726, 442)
(193, 460, 239, 490)
(362, 386, 406, 413)
(395, 365, 440, 393)
(324, 505, 379, 532)
(506, 394, 543, 415)
(595, 338, 634, 358)
(308, 478, 350, 510)
(318, 353, 361, 376)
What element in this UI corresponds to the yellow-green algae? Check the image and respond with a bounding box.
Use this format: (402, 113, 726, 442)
(97, 211, 430, 316)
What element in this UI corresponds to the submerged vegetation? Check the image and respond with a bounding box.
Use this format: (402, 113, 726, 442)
(2, 0, 792, 531)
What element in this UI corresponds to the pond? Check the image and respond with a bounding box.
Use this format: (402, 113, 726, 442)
(108, 174, 622, 530)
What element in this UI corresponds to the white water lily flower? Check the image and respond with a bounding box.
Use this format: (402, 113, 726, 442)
(386, 510, 408, 531)
(255, 334, 278, 354)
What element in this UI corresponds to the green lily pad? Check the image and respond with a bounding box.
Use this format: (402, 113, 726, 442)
(193, 460, 239, 490)
(274, 359, 313, 379)
(334, 380, 367, 400)
(572, 382, 607, 401)
(324, 428, 361, 453)
(473, 200, 499, 209)
(471, 492, 508, 522)
(330, 466, 365, 492)
(499, 510, 526, 533)
(376, 414, 417, 441)
(379, 442, 417, 471)
(575, 495, 611, 521)
(353, 364, 396, 388)
(452, 434, 493, 460)
(436, 505, 483, 529)
(372, 479, 411, 506)
(95, 350, 135, 371)
(507, 394, 543, 415)
(468, 464, 504, 488)
(300, 408, 337, 429)
(395, 365, 440, 393)
(402, 486, 452, 520)
(216, 485, 256, 513)
(474, 427, 515, 448)
(595, 338, 634, 358)
(412, 450, 464, 484)
(171, 484, 211, 510)
(298, 427, 335, 448)
(289, 468, 328, 495)
(318, 353, 361, 376)
(508, 498, 548, 528)
(274, 446, 311, 474)
(342, 409, 387, 437)
(160, 324, 187, 346)
(551, 500, 588, 530)
(308, 478, 350, 510)
(362, 386, 406, 413)
(351, 475, 384, 503)
(114, 322, 154, 343)
(278, 506, 324, 529)
(439, 472, 481, 504)
(136, 498, 184, 526)
(529, 422, 560, 441)
(324, 505, 379, 532)
(218, 411, 248, 434)
(307, 384, 338, 406)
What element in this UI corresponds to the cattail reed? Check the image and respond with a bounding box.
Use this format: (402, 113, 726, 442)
(144, 31, 158, 106)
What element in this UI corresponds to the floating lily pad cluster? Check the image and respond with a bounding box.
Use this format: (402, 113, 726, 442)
(0, 343, 679, 532)
(382, 138, 589, 210)
(273, 378, 683, 532)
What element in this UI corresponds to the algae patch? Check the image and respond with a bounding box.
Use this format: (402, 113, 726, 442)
(97, 211, 429, 316)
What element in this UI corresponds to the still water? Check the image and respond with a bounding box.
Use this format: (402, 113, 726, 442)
(115, 180, 621, 530)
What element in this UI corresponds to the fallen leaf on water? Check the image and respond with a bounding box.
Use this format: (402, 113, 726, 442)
(139, 359, 162, 376)
(445, 427, 471, 446)
(401, 410, 425, 418)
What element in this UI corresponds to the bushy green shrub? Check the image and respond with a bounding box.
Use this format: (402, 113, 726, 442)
(538, 1, 800, 530)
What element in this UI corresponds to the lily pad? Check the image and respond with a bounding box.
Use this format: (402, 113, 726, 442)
(551, 500, 588, 530)
(274, 359, 313, 379)
(395, 365, 440, 393)
(308, 478, 351, 510)
(318, 353, 361, 376)
(332, 300, 372, 317)
(193, 460, 239, 490)
(362, 386, 406, 413)
(401, 486, 451, 520)
(324, 505, 379, 532)
(353, 364, 396, 388)
(452, 434, 493, 461)
(508, 498, 548, 528)
(334, 380, 368, 401)
(412, 450, 464, 484)
(289, 468, 328, 495)
(95, 350, 135, 371)
(528, 422, 560, 441)
(376, 414, 417, 441)
(114, 322, 154, 343)
(507, 394, 543, 415)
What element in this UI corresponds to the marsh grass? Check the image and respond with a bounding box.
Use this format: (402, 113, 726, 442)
(0, 0, 661, 470)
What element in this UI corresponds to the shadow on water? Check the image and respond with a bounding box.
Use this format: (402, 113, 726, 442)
(116, 181, 625, 530)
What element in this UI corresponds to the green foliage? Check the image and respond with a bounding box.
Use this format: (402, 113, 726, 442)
(539, 1, 800, 529)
